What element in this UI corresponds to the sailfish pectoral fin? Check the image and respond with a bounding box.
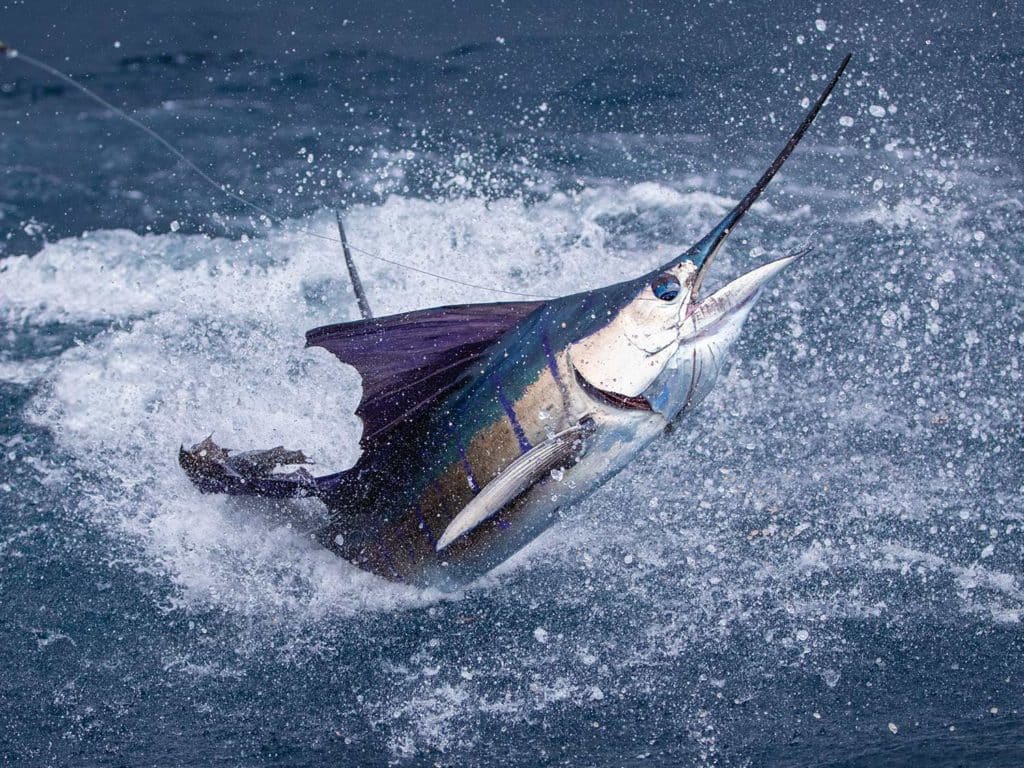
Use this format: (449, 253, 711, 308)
(435, 418, 597, 552)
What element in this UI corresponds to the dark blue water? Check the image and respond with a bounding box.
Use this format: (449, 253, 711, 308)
(1, 1, 1022, 765)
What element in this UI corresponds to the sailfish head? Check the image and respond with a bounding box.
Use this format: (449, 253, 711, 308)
(568, 55, 850, 420)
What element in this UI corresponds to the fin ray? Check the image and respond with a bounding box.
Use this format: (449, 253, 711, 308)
(307, 301, 544, 447)
(435, 418, 596, 551)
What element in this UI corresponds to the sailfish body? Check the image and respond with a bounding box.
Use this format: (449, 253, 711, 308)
(180, 57, 850, 591)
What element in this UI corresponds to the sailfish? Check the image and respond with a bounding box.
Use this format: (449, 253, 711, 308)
(180, 56, 851, 591)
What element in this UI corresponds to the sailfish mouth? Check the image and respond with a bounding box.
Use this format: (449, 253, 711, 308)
(685, 249, 809, 339)
(573, 364, 654, 411)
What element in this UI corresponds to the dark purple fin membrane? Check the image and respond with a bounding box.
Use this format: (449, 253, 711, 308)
(179, 437, 319, 498)
(306, 300, 543, 447)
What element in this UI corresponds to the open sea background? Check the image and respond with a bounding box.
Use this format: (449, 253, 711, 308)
(1, 1, 1022, 765)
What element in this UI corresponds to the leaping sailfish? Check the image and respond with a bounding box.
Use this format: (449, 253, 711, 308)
(180, 56, 851, 591)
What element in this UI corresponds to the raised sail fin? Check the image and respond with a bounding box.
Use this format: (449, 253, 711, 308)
(306, 301, 544, 448)
(435, 418, 597, 552)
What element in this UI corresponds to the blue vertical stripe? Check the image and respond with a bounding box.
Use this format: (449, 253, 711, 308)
(415, 504, 437, 547)
(542, 332, 560, 379)
(542, 331, 571, 408)
(446, 421, 480, 493)
(492, 375, 532, 453)
(459, 444, 480, 493)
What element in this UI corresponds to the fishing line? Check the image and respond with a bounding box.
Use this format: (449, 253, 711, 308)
(0, 43, 550, 299)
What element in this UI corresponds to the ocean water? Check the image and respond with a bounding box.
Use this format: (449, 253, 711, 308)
(1, 2, 1022, 765)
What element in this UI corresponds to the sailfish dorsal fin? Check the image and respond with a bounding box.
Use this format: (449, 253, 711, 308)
(306, 301, 544, 448)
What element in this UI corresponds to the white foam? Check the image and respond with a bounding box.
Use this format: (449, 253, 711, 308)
(0, 358, 54, 385)
(3, 180, 1019, 762)
(4, 185, 735, 620)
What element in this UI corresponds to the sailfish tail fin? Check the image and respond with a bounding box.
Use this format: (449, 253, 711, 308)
(179, 436, 322, 499)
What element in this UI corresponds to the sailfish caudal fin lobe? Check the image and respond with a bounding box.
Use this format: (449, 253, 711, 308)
(179, 437, 319, 498)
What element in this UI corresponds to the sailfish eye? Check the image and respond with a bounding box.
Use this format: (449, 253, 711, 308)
(651, 273, 681, 301)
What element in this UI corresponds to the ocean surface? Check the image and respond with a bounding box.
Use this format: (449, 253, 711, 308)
(1, 1, 1021, 765)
